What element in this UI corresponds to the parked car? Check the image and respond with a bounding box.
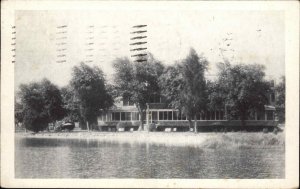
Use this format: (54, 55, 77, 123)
(55, 122, 75, 132)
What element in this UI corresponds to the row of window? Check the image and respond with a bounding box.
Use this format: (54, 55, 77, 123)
(111, 112, 140, 121)
(100, 110, 275, 122)
(156, 111, 225, 121)
(100, 110, 226, 121)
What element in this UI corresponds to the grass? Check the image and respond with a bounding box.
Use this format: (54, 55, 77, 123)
(200, 132, 285, 149)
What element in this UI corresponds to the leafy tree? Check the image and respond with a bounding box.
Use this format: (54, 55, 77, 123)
(216, 61, 270, 125)
(70, 62, 113, 131)
(17, 79, 65, 132)
(112, 53, 164, 130)
(207, 80, 226, 112)
(275, 76, 285, 123)
(61, 86, 81, 123)
(15, 100, 24, 128)
(41, 79, 65, 126)
(160, 48, 208, 132)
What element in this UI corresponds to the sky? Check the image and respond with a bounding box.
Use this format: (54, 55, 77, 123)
(15, 10, 285, 89)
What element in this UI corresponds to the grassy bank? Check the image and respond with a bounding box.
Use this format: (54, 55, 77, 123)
(15, 131, 284, 149)
(201, 132, 285, 149)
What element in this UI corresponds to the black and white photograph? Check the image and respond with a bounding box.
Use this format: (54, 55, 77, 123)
(1, 1, 299, 188)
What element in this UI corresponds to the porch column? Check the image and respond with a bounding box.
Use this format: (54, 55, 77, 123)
(215, 110, 217, 120)
(264, 111, 267, 120)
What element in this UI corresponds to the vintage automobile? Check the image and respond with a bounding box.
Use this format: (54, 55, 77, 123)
(55, 122, 75, 132)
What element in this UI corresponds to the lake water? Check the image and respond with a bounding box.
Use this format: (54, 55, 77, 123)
(15, 137, 284, 178)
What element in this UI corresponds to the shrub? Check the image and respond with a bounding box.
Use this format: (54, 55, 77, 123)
(132, 121, 140, 127)
(149, 123, 156, 132)
(273, 127, 278, 135)
(263, 128, 268, 133)
(117, 122, 133, 131)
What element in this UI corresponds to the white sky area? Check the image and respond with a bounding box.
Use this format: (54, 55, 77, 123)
(15, 10, 285, 89)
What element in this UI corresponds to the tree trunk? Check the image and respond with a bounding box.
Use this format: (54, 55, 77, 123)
(194, 114, 198, 133)
(137, 106, 144, 131)
(139, 109, 144, 131)
(86, 121, 90, 132)
(188, 117, 193, 132)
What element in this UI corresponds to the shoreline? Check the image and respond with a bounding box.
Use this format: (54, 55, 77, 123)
(15, 131, 285, 149)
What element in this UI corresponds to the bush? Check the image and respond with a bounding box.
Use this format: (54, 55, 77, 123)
(273, 127, 278, 135)
(263, 128, 268, 133)
(149, 123, 156, 132)
(117, 122, 133, 131)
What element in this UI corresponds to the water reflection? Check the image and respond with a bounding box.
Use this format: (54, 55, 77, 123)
(15, 137, 284, 178)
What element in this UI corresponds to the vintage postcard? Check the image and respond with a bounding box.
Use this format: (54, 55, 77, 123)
(1, 0, 299, 188)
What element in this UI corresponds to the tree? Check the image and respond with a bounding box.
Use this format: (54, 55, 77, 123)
(112, 53, 164, 130)
(70, 62, 113, 131)
(17, 79, 65, 132)
(275, 76, 285, 123)
(61, 86, 81, 123)
(41, 79, 66, 128)
(160, 48, 208, 132)
(207, 80, 226, 112)
(15, 100, 24, 128)
(216, 61, 271, 125)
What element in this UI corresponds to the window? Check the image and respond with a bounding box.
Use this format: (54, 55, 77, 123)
(159, 111, 164, 120)
(125, 112, 131, 120)
(115, 112, 120, 121)
(132, 112, 139, 120)
(152, 111, 158, 121)
(182, 113, 187, 120)
(211, 111, 216, 120)
(177, 112, 182, 120)
(168, 111, 172, 120)
(216, 111, 219, 120)
(173, 111, 178, 120)
(163, 111, 168, 120)
(121, 112, 125, 121)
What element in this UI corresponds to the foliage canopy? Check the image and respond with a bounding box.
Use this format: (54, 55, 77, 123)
(17, 79, 65, 132)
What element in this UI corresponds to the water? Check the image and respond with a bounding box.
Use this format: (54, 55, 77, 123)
(15, 137, 284, 178)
